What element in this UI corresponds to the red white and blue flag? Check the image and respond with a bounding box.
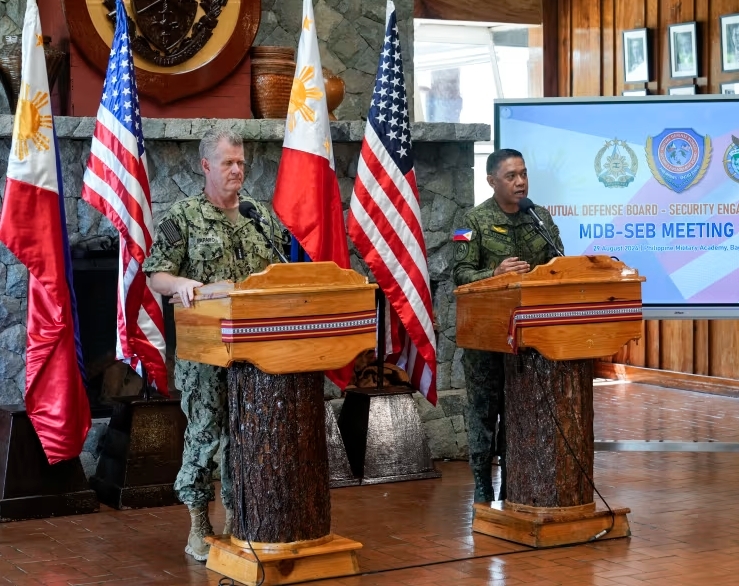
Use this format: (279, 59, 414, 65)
(453, 229, 473, 241)
(80, 0, 168, 393)
(272, 0, 353, 389)
(0, 0, 91, 463)
(347, 0, 437, 404)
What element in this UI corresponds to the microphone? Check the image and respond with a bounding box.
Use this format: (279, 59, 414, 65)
(238, 200, 269, 226)
(518, 197, 564, 257)
(518, 197, 545, 228)
(237, 200, 289, 263)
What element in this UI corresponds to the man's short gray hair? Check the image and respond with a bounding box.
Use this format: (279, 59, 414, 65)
(199, 128, 244, 161)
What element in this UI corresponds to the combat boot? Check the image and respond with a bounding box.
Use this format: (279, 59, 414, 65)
(185, 505, 214, 562)
(223, 506, 234, 536)
(472, 467, 494, 503)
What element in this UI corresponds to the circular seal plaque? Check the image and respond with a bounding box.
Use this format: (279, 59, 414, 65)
(62, 0, 261, 104)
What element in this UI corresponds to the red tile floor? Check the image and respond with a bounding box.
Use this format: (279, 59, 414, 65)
(3, 381, 739, 585)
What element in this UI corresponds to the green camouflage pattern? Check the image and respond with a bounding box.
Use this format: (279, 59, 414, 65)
(144, 192, 286, 509)
(173, 360, 231, 509)
(453, 196, 563, 502)
(143, 192, 285, 283)
(452, 196, 564, 286)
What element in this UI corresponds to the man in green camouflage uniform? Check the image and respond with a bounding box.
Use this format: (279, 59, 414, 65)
(452, 149, 563, 503)
(143, 129, 286, 562)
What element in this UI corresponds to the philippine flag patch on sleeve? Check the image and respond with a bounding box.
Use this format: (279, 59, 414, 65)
(453, 229, 473, 241)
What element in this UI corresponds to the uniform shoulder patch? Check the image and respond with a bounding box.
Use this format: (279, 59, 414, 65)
(454, 241, 470, 261)
(453, 228, 473, 241)
(160, 218, 184, 246)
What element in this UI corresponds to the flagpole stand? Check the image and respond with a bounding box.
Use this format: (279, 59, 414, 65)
(0, 405, 99, 522)
(325, 398, 361, 488)
(337, 293, 440, 485)
(89, 374, 187, 509)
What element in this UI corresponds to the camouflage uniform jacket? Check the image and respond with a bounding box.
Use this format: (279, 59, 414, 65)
(453, 196, 564, 286)
(143, 192, 284, 283)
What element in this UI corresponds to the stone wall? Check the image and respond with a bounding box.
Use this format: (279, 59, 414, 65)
(255, 0, 413, 121)
(0, 0, 411, 120)
(0, 116, 489, 406)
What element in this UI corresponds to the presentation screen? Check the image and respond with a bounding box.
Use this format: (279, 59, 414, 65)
(495, 96, 739, 319)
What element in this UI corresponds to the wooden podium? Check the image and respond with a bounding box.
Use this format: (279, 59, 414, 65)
(454, 255, 644, 548)
(173, 262, 376, 584)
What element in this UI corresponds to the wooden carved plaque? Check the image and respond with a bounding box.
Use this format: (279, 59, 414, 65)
(62, 0, 261, 104)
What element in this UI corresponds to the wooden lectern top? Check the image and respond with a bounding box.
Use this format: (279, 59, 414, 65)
(454, 255, 646, 361)
(172, 262, 378, 374)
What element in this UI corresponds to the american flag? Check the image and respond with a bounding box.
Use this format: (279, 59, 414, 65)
(347, 0, 437, 404)
(80, 0, 168, 393)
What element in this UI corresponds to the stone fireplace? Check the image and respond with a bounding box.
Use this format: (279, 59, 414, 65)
(0, 115, 488, 466)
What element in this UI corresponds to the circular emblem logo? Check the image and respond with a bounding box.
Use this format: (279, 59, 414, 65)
(724, 141, 739, 183)
(658, 132, 700, 174)
(594, 138, 638, 188)
(454, 242, 469, 261)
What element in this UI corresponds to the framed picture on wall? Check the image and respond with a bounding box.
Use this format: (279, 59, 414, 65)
(623, 28, 649, 83)
(623, 89, 648, 96)
(669, 22, 698, 78)
(721, 14, 739, 71)
(668, 85, 696, 95)
(721, 82, 739, 94)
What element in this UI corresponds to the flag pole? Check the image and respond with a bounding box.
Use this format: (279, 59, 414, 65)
(376, 290, 385, 391)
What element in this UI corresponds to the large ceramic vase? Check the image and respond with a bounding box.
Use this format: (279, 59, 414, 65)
(250, 46, 296, 119)
(0, 35, 66, 113)
(323, 68, 345, 120)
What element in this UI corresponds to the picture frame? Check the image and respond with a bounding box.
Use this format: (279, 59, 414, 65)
(721, 14, 739, 72)
(622, 89, 648, 96)
(668, 85, 696, 95)
(669, 22, 698, 78)
(623, 28, 649, 83)
(721, 82, 739, 95)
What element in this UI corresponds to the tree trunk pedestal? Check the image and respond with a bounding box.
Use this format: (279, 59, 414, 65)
(471, 350, 631, 548)
(205, 363, 361, 585)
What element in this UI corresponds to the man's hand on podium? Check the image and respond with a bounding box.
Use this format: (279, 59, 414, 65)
(493, 257, 530, 276)
(150, 273, 204, 308)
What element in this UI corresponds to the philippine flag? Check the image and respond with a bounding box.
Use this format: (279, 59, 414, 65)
(453, 229, 473, 241)
(0, 0, 91, 463)
(272, 0, 350, 270)
(272, 0, 353, 388)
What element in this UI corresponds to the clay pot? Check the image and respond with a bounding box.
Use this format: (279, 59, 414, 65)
(250, 46, 296, 119)
(323, 68, 345, 121)
(0, 35, 66, 113)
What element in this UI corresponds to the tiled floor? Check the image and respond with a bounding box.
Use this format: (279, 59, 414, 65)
(3, 381, 739, 585)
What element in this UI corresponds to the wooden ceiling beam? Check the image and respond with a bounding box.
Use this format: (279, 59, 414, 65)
(414, 0, 542, 25)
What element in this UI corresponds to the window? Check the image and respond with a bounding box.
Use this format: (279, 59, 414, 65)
(414, 20, 543, 205)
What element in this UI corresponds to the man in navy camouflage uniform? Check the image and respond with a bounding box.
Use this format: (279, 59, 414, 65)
(452, 149, 563, 503)
(144, 129, 285, 561)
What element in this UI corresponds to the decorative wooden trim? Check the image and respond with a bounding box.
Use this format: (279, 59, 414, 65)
(595, 362, 739, 398)
(61, 0, 260, 104)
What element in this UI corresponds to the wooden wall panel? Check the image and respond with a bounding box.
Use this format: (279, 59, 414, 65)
(601, 0, 615, 95)
(571, 0, 602, 95)
(543, 0, 739, 382)
(709, 322, 739, 378)
(660, 321, 694, 373)
(694, 320, 710, 376)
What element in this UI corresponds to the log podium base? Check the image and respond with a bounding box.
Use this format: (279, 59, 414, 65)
(205, 533, 362, 585)
(472, 500, 631, 548)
